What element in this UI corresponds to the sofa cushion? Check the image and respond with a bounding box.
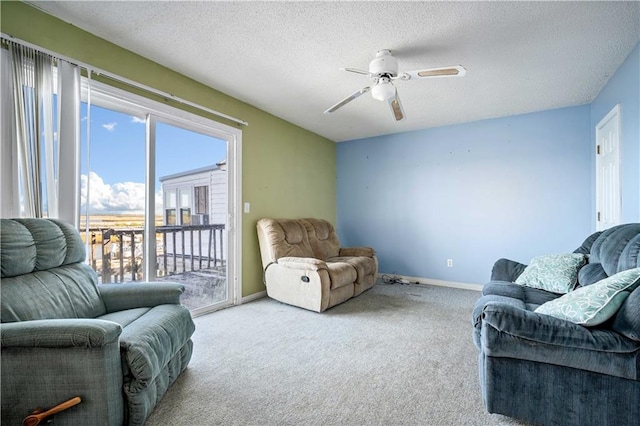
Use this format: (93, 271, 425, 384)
(256, 219, 315, 264)
(589, 224, 640, 276)
(0, 219, 106, 323)
(98, 307, 150, 329)
(1, 219, 86, 278)
(611, 287, 640, 342)
(515, 253, 587, 294)
(577, 263, 610, 287)
(482, 281, 562, 307)
(535, 268, 640, 326)
(115, 305, 195, 392)
(573, 230, 603, 255)
(302, 218, 341, 260)
(325, 262, 357, 289)
(329, 256, 376, 283)
(1, 263, 107, 322)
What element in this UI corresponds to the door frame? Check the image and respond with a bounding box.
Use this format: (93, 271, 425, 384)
(595, 104, 622, 231)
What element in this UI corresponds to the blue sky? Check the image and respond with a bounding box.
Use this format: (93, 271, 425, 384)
(80, 103, 226, 214)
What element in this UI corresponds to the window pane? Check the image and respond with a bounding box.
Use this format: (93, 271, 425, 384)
(166, 209, 176, 225)
(155, 122, 228, 310)
(180, 208, 191, 225)
(165, 190, 176, 208)
(80, 103, 146, 284)
(180, 189, 190, 208)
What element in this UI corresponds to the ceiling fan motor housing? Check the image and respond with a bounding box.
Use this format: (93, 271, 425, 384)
(369, 49, 398, 77)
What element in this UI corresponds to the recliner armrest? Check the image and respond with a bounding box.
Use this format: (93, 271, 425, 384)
(1, 319, 121, 348)
(482, 302, 637, 351)
(339, 247, 375, 257)
(481, 302, 640, 379)
(276, 257, 327, 271)
(99, 282, 185, 312)
(490, 258, 527, 282)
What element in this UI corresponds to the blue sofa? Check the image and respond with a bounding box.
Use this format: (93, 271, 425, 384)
(472, 223, 640, 426)
(1, 218, 196, 425)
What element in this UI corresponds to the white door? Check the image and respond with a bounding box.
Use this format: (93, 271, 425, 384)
(595, 104, 621, 231)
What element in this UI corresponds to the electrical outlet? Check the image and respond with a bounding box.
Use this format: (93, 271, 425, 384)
(447, 259, 454, 268)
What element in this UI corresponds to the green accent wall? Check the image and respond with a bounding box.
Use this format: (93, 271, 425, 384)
(1, 1, 337, 298)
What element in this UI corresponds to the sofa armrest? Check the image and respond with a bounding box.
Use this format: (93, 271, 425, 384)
(1, 320, 125, 425)
(1, 319, 121, 348)
(339, 247, 375, 258)
(276, 257, 328, 271)
(481, 302, 640, 379)
(98, 282, 185, 313)
(490, 258, 527, 282)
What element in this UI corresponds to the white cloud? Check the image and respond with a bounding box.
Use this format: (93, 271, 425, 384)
(131, 116, 146, 124)
(81, 172, 163, 214)
(102, 122, 117, 131)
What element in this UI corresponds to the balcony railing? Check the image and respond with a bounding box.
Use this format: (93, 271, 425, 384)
(85, 224, 225, 284)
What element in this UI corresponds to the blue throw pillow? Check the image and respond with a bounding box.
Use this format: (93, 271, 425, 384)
(535, 268, 640, 326)
(515, 253, 587, 294)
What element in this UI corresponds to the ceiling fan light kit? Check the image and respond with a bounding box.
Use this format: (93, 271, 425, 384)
(371, 77, 395, 101)
(324, 49, 466, 122)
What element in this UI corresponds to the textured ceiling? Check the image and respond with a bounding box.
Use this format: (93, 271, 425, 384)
(27, 1, 640, 142)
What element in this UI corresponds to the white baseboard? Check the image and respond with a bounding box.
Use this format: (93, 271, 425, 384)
(380, 273, 483, 292)
(241, 290, 267, 304)
(240, 277, 481, 305)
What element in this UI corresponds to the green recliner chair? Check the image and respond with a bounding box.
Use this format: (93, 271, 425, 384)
(1, 218, 196, 425)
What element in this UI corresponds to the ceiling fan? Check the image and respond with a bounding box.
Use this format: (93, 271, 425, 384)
(324, 49, 466, 122)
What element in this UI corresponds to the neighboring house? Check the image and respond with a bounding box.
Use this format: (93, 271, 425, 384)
(159, 160, 227, 265)
(159, 160, 228, 227)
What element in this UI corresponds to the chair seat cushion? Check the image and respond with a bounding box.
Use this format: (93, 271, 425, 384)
(329, 256, 376, 282)
(325, 261, 357, 289)
(482, 280, 561, 306)
(98, 305, 195, 392)
(473, 282, 561, 349)
(99, 307, 150, 328)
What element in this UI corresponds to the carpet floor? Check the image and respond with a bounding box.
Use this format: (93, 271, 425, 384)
(146, 283, 527, 425)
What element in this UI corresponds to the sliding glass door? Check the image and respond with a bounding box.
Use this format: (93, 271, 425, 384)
(155, 121, 230, 311)
(80, 81, 241, 315)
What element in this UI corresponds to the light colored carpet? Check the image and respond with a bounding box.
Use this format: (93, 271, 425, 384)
(146, 283, 527, 425)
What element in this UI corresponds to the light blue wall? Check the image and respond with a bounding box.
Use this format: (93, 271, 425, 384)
(590, 42, 640, 224)
(337, 106, 592, 284)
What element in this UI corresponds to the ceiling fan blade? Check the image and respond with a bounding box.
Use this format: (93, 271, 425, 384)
(401, 65, 466, 80)
(388, 90, 405, 122)
(324, 86, 371, 114)
(341, 67, 374, 76)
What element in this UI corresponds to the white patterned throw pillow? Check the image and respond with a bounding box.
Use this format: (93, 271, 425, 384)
(515, 253, 587, 294)
(535, 268, 640, 326)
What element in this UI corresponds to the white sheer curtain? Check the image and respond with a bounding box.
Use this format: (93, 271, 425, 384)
(57, 59, 81, 227)
(2, 41, 81, 224)
(9, 42, 52, 217)
(1, 48, 19, 218)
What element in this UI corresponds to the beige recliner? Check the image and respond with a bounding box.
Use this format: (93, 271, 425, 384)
(256, 218, 378, 312)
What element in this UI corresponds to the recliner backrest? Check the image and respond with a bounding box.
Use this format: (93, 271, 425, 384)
(589, 223, 640, 274)
(1, 218, 106, 322)
(577, 223, 640, 286)
(301, 218, 341, 261)
(256, 218, 316, 267)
